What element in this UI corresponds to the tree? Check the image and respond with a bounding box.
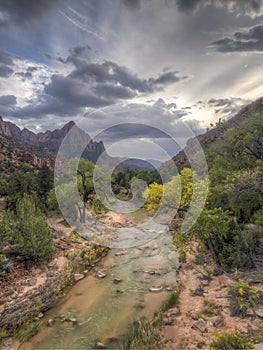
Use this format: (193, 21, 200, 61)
(36, 165, 54, 205)
(0, 194, 53, 267)
(191, 208, 256, 270)
(228, 170, 263, 223)
(143, 182, 163, 214)
(77, 159, 95, 222)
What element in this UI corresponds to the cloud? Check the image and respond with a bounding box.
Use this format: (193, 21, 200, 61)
(0, 94, 17, 116)
(0, 50, 14, 65)
(121, 0, 141, 11)
(209, 25, 263, 53)
(0, 0, 61, 28)
(0, 65, 13, 77)
(94, 83, 137, 99)
(175, 0, 263, 18)
(150, 71, 187, 85)
(0, 95, 16, 106)
(121, 0, 263, 17)
(208, 97, 251, 117)
(11, 45, 187, 119)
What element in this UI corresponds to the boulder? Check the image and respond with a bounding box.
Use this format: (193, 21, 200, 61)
(95, 342, 107, 349)
(255, 306, 263, 319)
(192, 319, 207, 333)
(211, 316, 224, 327)
(164, 317, 175, 326)
(167, 307, 180, 317)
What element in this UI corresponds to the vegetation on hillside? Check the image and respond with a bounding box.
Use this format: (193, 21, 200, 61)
(143, 99, 263, 271)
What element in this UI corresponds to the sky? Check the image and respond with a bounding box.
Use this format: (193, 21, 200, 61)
(0, 0, 262, 160)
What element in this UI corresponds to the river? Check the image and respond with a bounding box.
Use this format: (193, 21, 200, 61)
(21, 213, 179, 350)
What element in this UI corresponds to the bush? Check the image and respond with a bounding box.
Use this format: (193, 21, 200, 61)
(0, 194, 53, 265)
(254, 209, 263, 226)
(192, 209, 257, 270)
(210, 331, 254, 350)
(229, 279, 263, 318)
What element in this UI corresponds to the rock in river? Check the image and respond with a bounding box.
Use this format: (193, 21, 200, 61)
(74, 273, 85, 281)
(149, 285, 163, 292)
(96, 271, 107, 278)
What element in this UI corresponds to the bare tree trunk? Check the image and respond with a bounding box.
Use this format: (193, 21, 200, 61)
(207, 238, 220, 267)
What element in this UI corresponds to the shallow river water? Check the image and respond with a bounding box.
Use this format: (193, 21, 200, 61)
(23, 215, 179, 350)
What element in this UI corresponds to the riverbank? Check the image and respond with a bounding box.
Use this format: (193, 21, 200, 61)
(159, 240, 263, 350)
(0, 217, 108, 350)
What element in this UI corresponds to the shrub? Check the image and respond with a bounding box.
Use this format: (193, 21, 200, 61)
(210, 331, 254, 350)
(0, 194, 53, 264)
(229, 279, 263, 317)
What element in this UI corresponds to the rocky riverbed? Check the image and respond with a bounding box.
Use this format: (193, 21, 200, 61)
(15, 214, 178, 350)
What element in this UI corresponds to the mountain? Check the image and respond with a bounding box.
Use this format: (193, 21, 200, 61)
(119, 158, 162, 171)
(0, 132, 55, 173)
(0, 117, 105, 163)
(163, 97, 263, 170)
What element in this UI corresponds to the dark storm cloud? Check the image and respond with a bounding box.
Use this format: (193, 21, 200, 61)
(96, 123, 168, 142)
(0, 50, 14, 78)
(0, 0, 61, 28)
(0, 65, 13, 77)
(209, 25, 263, 53)
(0, 95, 17, 106)
(122, 0, 263, 17)
(121, 0, 141, 10)
(44, 75, 113, 108)
(0, 50, 14, 66)
(175, 0, 263, 17)
(70, 60, 187, 93)
(94, 84, 137, 99)
(150, 71, 187, 85)
(208, 97, 250, 117)
(0, 95, 17, 116)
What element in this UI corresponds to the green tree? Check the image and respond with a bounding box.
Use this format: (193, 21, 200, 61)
(36, 165, 54, 205)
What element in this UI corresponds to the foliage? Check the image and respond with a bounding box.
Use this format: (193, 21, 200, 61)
(0, 194, 53, 264)
(143, 182, 163, 214)
(228, 170, 263, 223)
(4, 166, 53, 210)
(254, 209, 263, 226)
(229, 279, 263, 318)
(191, 208, 257, 270)
(210, 331, 254, 350)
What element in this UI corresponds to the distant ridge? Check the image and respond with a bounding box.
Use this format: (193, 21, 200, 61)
(169, 97, 263, 168)
(0, 118, 105, 163)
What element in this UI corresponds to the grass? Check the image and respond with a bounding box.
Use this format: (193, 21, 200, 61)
(13, 322, 39, 342)
(162, 288, 180, 312)
(122, 317, 161, 350)
(202, 299, 223, 317)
